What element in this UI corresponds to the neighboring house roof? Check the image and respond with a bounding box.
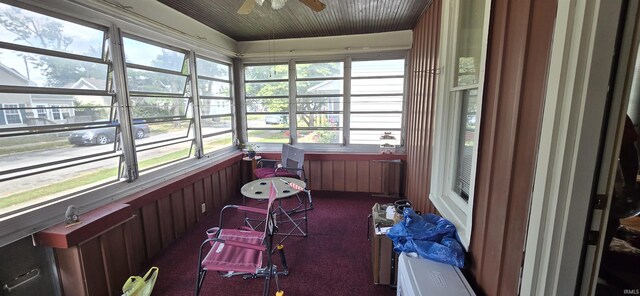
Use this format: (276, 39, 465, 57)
(307, 80, 341, 93)
(307, 78, 402, 94)
(0, 62, 36, 86)
(64, 77, 106, 90)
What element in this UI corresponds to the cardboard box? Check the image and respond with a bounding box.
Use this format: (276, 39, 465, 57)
(370, 213, 398, 285)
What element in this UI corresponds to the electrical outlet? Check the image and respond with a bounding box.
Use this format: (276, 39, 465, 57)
(201, 203, 206, 213)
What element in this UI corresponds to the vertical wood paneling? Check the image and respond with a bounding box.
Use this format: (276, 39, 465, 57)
(357, 161, 370, 192)
(157, 196, 174, 248)
(390, 161, 403, 197)
(309, 160, 322, 190)
(123, 213, 145, 274)
(203, 175, 214, 212)
(470, 0, 554, 294)
(194, 179, 205, 220)
(79, 239, 108, 296)
(48, 159, 244, 296)
(344, 160, 358, 192)
(56, 247, 85, 296)
(369, 161, 382, 193)
(211, 173, 222, 209)
(183, 185, 197, 228)
(171, 190, 186, 239)
(405, 0, 441, 215)
(219, 170, 228, 205)
(333, 160, 345, 191)
(321, 160, 334, 191)
(225, 167, 234, 202)
(232, 162, 240, 197)
(303, 160, 310, 184)
(405, 0, 554, 294)
(140, 203, 161, 259)
(101, 225, 129, 295)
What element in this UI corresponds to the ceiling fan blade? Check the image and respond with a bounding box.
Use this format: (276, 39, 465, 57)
(237, 0, 256, 14)
(299, 0, 326, 12)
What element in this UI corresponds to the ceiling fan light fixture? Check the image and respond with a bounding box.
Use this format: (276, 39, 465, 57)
(271, 0, 288, 10)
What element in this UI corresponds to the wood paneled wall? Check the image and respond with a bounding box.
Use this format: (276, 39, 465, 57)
(44, 151, 403, 295)
(258, 153, 405, 196)
(405, 0, 441, 214)
(406, 0, 555, 295)
(133, 162, 241, 261)
(44, 158, 243, 296)
(469, 0, 555, 295)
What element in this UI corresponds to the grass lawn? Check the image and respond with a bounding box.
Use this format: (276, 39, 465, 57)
(0, 140, 70, 156)
(0, 136, 234, 210)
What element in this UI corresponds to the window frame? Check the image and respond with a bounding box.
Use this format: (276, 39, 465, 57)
(294, 60, 345, 145)
(428, 0, 491, 248)
(0, 1, 238, 233)
(349, 58, 405, 146)
(195, 54, 236, 154)
(243, 62, 291, 144)
(240, 53, 408, 151)
(3, 104, 23, 124)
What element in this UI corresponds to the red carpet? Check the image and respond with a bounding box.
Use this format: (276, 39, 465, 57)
(146, 191, 397, 296)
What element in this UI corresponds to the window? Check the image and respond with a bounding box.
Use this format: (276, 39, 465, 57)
(35, 104, 48, 119)
(242, 58, 406, 148)
(123, 36, 195, 171)
(295, 61, 343, 144)
(51, 105, 61, 120)
(350, 59, 404, 145)
(244, 64, 290, 143)
(2, 104, 23, 124)
(50, 104, 72, 120)
(196, 56, 234, 153)
(429, 0, 490, 247)
(0, 3, 117, 213)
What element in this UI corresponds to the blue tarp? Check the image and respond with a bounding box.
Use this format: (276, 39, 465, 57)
(386, 208, 465, 268)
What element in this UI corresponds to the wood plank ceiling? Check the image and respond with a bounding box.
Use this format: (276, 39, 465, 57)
(158, 0, 431, 41)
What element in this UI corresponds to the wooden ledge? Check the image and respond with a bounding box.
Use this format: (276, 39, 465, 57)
(36, 203, 133, 249)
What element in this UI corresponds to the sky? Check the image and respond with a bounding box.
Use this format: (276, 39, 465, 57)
(0, 2, 166, 87)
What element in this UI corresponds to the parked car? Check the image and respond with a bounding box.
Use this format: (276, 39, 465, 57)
(265, 115, 285, 124)
(68, 120, 150, 145)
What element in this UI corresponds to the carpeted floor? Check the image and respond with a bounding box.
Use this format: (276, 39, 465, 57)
(145, 191, 397, 296)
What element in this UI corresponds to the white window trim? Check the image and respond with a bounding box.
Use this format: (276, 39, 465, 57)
(3, 104, 23, 125)
(35, 104, 50, 119)
(428, 0, 491, 249)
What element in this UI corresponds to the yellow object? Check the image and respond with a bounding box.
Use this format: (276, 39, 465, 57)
(277, 244, 284, 250)
(122, 267, 159, 296)
(275, 291, 284, 296)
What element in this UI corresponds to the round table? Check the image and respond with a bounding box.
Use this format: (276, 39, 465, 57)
(240, 177, 308, 244)
(241, 177, 306, 200)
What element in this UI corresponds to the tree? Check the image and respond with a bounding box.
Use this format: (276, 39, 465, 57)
(0, 6, 106, 87)
(244, 63, 341, 128)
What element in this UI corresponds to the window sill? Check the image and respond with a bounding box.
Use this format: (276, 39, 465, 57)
(429, 193, 471, 250)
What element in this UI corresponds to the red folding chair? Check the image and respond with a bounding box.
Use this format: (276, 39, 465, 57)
(196, 181, 287, 296)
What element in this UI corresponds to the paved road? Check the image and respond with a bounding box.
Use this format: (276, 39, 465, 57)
(1, 118, 261, 199)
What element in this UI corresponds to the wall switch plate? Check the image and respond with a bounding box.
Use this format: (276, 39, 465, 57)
(201, 203, 206, 213)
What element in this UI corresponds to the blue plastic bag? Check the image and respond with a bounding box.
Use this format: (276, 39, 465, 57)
(386, 208, 465, 268)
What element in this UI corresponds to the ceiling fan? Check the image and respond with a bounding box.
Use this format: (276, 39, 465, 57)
(237, 0, 326, 14)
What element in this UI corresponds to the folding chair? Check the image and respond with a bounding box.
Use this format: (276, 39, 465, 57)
(196, 181, 288, 296)
(254, 144, 313, 213)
